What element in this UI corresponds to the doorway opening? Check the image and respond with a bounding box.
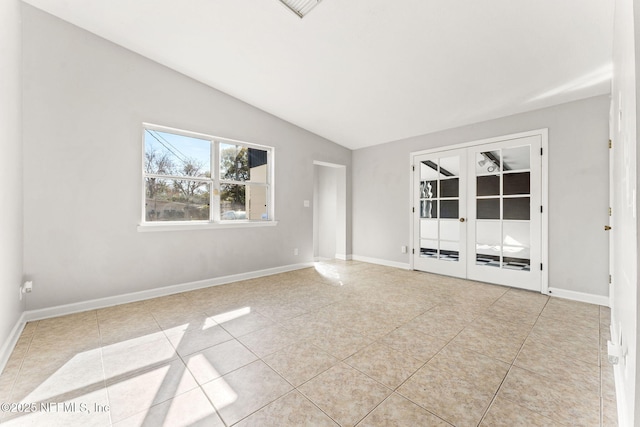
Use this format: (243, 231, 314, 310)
(313, 161, 347, 261)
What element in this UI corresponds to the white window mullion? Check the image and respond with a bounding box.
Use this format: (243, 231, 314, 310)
(212, 140, 221, 222)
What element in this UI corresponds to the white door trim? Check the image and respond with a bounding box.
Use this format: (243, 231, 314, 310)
(410, 128, 549, 294)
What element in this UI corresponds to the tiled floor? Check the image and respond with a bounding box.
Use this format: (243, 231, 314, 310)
(0, 261, 617, 426)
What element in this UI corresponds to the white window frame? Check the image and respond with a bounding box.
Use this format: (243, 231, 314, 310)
(138, 123, 276, 231)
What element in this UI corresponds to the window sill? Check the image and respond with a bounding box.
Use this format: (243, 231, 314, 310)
(137, 220, 279, 232)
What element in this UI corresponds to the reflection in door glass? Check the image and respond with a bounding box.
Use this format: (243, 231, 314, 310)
(420, 181, 438, 199)
(476, 151, 501, 175)
(502, 145, 530, 171)
(420, 239, 438, 258)
(503, 221, 530, 270)
(474, 145, 532, 272)
(421, 200, 438, 218)
(475, 221, 501, 267)
(419, 156, 460, 261)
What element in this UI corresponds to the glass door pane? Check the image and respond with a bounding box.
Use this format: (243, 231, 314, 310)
(419, 155, 461, 261)
(473, 145, 532, 270)
(414, 149, 466, 279)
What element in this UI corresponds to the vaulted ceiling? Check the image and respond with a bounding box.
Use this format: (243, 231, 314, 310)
(22, 0, 614, 149)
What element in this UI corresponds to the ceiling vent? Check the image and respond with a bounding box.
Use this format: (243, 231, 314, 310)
(278, 0, 322, 18)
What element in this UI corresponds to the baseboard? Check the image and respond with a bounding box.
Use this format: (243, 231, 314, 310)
(334, 253, 352, 261)
(547, 287, 609, 307)
(612, 363, 628, 427)
(23, 262, 314, 323)
(351, 254, 410, 270)
(0, 312, 27, 374)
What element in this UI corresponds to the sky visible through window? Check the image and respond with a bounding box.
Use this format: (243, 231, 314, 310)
(144, 129, 211, 173)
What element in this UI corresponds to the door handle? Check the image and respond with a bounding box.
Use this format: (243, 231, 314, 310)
(459, 218, 466, 223)
(604, 225, 612, 231)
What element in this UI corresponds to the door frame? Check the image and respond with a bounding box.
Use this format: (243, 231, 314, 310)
(409, 129, 549, 294)
(313, 161, 347, 261)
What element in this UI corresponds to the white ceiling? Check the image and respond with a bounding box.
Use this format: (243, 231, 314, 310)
(22, 0, 613, 150)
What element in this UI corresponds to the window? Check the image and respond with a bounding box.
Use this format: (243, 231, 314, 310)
(142, 124, 273, 226)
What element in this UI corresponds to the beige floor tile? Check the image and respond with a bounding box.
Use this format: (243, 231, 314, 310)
(98, 316, 162, 347)
(470, 314, 533, 339)
(106, 358, 199, 423)
(490, 288, 549, 315)
(10, 347, 104, 404)
(339, 312, 400, 339)
(0, 373, 15, 404)
(357, 392, 451, 426)
(21, 321, 39, 337)
(480, 395, 564, 426)
(253, 301, 308, 323)
(151, 309, 213, 333)
(235, 390, 338, 427)
(184, 339, 258, 385)
(426, 343, 510, 393)
(600, 306, 612, 326)
(202, 360, 293, 426)
(483, 304, 540, 326)
(299, 363, 391, 427)
(450, 324, 525, 364)
(305, 326, 374, 360)
(102, 335, 177, 382)
(602, 362, 616, 401)
(96, 301, 150, 321)
(7, 335, 32, 362)
(262, 342, 339, 386)
(143, 294, 191, 311)
(165, 323, 233, 357)
(527, 318, 599, 366)
(345, 342, 423, 389)
(29, 321, 101, 355)
(113, 387, 224, 427)
(405, 305, 475, 340)
(237, 325, 300, 358)
(379, 325, 448, 363)
(35, 310, 98, 334)
(541, 297, 600, 320)
(514, 339, 600, 395)
(397, 363, 496, 427)
(603, 396, 618, 426)
(0, 262, 610, 426)
(499, 366, 600, 426)
(215, 310, 277, 337)
(280, 311, 333, 340)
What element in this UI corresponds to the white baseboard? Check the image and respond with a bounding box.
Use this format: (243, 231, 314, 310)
(23, 262, 314, 323)
(334, 253, 352, 261)
(613, 363, 628, 427)
(547, 287, 609, 307)
(351, 255, 410, 270)
(0, 312, 27, 375)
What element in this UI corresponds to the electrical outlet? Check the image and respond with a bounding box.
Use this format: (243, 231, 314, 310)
(294, 248, 299, 256)
(19, 281, 33, 300)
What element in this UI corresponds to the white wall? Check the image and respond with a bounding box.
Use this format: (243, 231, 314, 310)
(0, 0, 25, 368)
(353, 95, 610, 298)
(610, 0, 640, 425)
(21, 5, 351, 311)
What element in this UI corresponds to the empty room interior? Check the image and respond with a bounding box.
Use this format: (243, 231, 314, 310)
(1, 0, 639, 426)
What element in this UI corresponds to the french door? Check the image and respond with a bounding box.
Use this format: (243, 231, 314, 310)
(412, 133, 544, 291)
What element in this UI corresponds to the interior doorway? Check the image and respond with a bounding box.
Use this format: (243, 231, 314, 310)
(313, 161, 347, 261)
(411, 130, 548, 292)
